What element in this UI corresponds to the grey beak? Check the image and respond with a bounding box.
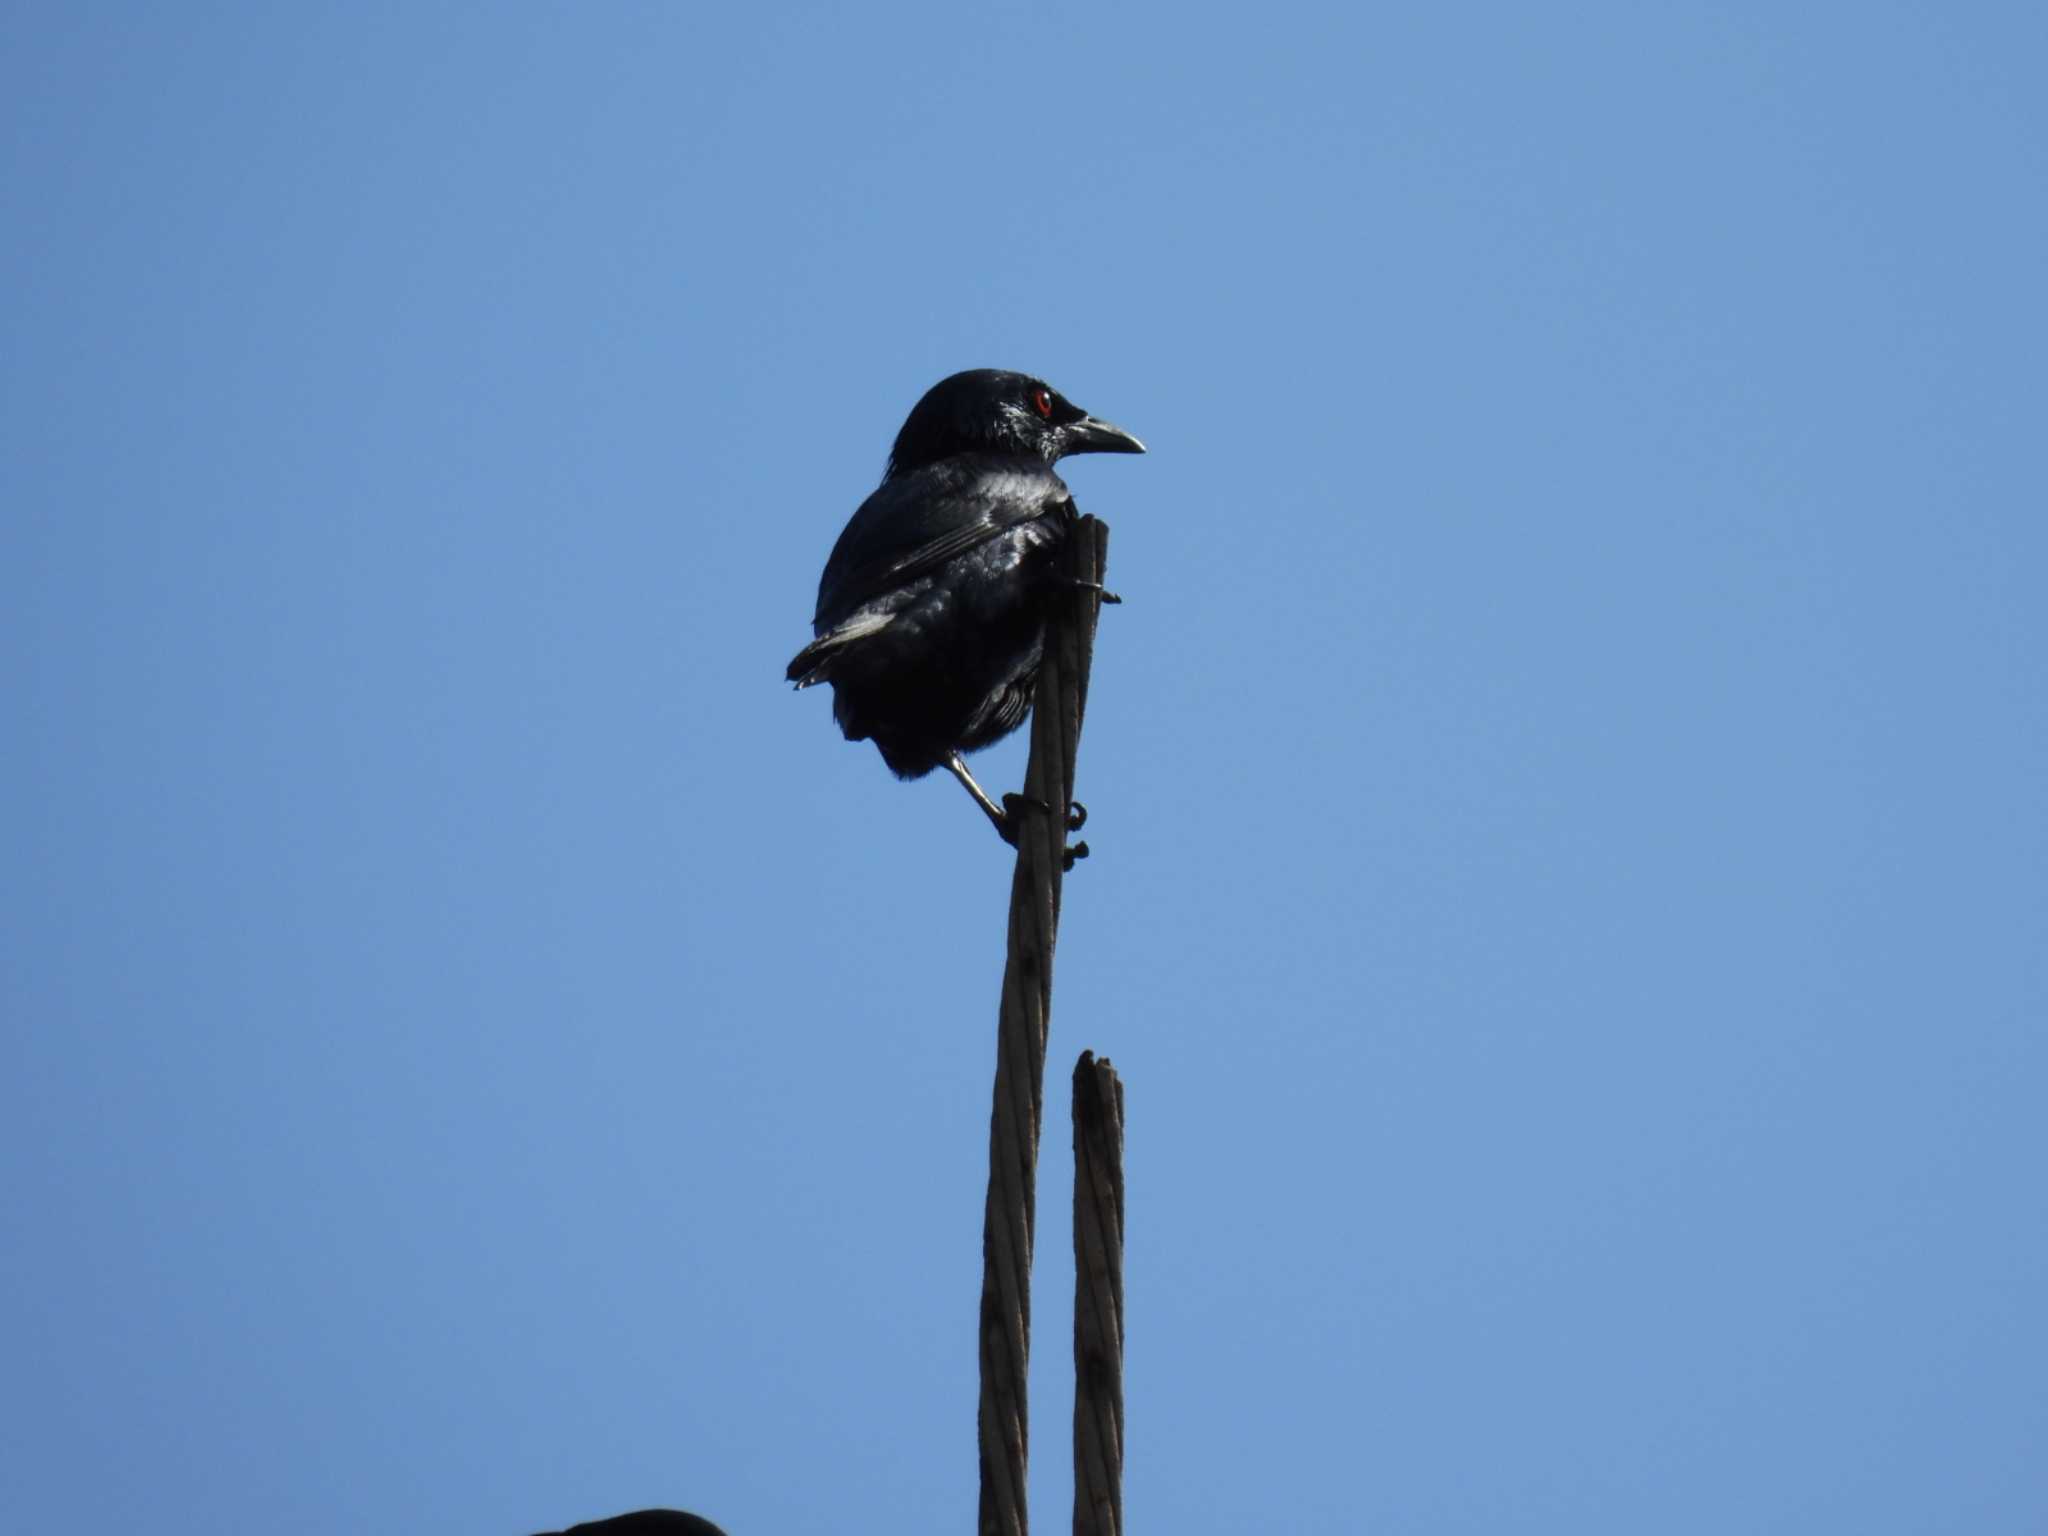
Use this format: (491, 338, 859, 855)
(1065, 414, 1146, 456)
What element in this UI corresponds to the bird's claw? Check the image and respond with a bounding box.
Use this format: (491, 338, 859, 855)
(998, 793, 1091, 869)
(997, 792, 1045, 847)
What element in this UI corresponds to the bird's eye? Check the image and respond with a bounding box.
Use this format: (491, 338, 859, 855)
(1032, 387, 1054, 419)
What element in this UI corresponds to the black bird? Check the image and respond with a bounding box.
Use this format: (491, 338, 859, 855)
(531, 1511, 730, 1536)
(786, 369, 1143, 841)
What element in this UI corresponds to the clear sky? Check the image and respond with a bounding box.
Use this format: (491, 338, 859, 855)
(5, 5, 2044, 1532)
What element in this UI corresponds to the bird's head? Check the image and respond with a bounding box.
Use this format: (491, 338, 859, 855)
(884, 369, 1145, 480)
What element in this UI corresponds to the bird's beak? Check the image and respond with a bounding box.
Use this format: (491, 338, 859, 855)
(1064, 415, 1146, 455)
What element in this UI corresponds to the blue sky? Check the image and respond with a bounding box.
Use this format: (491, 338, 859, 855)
(4, 4, 2044, 1532)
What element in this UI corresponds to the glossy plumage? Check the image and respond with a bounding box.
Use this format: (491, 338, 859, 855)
(787, 369, 1142, 837)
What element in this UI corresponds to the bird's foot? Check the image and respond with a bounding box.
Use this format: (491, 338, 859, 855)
(998, 793, 1092, 869)
(997, 792, 1046, 846)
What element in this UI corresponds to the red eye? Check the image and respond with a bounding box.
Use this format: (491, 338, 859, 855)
(1032, 387, 1054, 419)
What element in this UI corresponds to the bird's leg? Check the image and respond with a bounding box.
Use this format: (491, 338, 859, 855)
(947, 752, 1089, 864)
(946, 752, 1020, 843)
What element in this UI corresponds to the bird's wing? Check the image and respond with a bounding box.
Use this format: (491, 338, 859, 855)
(784, 602, 903, 686)
(812, 457, 1068, 629)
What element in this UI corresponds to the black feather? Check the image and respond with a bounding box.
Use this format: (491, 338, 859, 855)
(786, 368, 1142, 800)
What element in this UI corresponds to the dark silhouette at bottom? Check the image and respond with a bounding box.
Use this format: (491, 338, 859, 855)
(532, 1511, 730, 1536)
